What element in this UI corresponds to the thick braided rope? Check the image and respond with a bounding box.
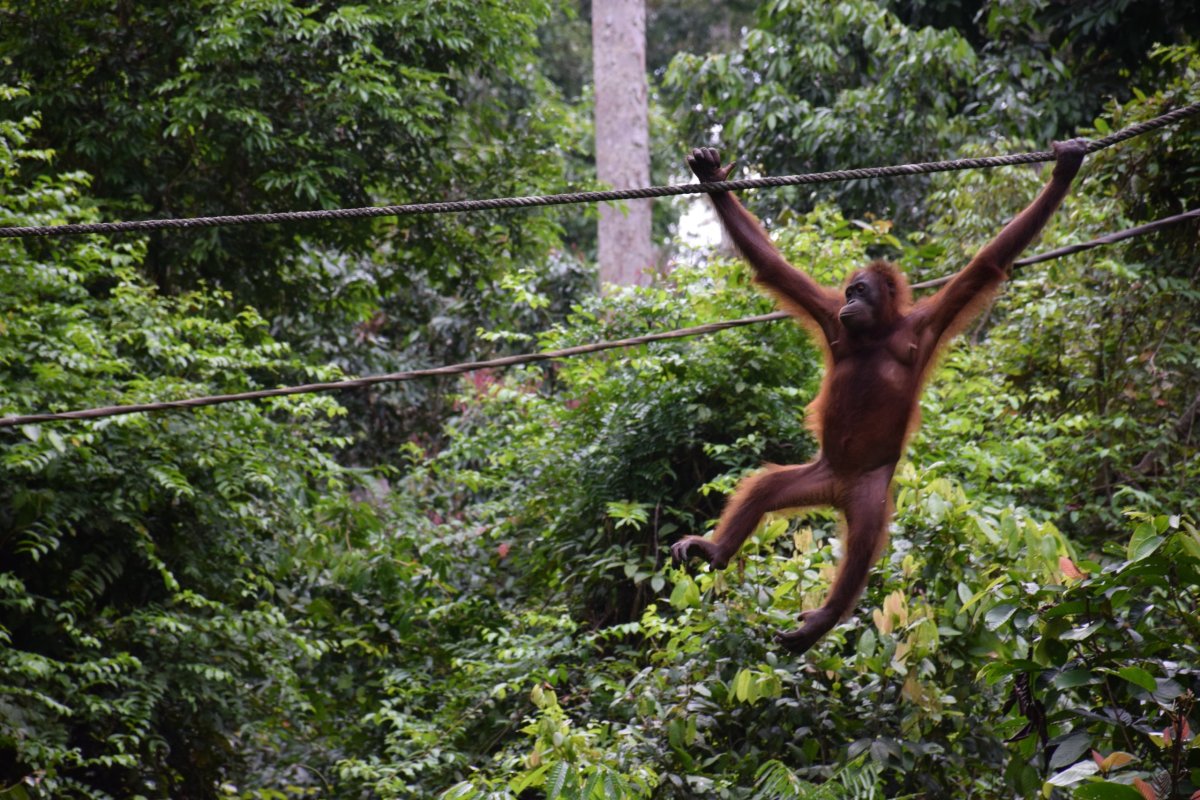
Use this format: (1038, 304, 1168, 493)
(911, 207, 1200, 289)
(2, 207, 1196, 429)
(1, 102, 1197, 239)
(0, 314, 786, 427)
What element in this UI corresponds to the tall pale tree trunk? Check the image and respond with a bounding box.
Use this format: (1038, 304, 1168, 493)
(592, 0, 653, 286)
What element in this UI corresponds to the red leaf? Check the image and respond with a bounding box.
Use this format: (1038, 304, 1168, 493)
(1059, 556, 1087, 579)
(1134, 777, 1157, 800)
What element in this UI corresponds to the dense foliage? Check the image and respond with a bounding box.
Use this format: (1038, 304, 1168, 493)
(663, 0, 1200, 224)
(2, 3, 1198, 799)
(0, 0, 593, 456)
(0, 92, 368, 796)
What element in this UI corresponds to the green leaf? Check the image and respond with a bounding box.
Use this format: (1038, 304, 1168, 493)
(510, 764, 550, 794)
(581, 772, 603, 799)
(1114, 666, 1157, 693)
(1073, 781, 1147, 800)
(984, 603, 1017, 630)
(1054, 669, 1096, 689)
(976, 659, 1040, 685)
(1177, 530, 1200, 561)
(1048, 731, 1091, 770)
(669, 576, 700, 609)
(545, 762, 571, 800)
(733, 669, 753, 703)
(1060, 621, 1104, 642)
(1045, 759, 1100, 787)
(441, 783, 479, 800)
(1151, 678, 1185, 704)
(1126, 524, 1164, 562)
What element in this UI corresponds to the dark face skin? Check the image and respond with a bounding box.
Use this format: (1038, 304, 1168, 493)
(838, 271, 888, 333)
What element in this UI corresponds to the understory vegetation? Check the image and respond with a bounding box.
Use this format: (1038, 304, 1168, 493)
(1, 2, 1198, 798)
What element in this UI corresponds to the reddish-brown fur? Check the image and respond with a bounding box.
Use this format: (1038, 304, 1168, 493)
(673, 142, 1087, 654)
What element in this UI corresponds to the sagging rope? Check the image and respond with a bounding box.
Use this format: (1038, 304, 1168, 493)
(911, 207, 1200, 290)
(1, 102, 1197, 240)
(3, 207, 1197, 429)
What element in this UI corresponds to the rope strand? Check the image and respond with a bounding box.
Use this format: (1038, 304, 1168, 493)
(911, 207, 1200, 289)
(1, 102, 1196, 240)
(0, 314, 788, 427)
(3, 207, 1195, 429)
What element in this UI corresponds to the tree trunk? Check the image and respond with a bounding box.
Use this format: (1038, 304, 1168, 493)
(592, 0, 654, 286)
